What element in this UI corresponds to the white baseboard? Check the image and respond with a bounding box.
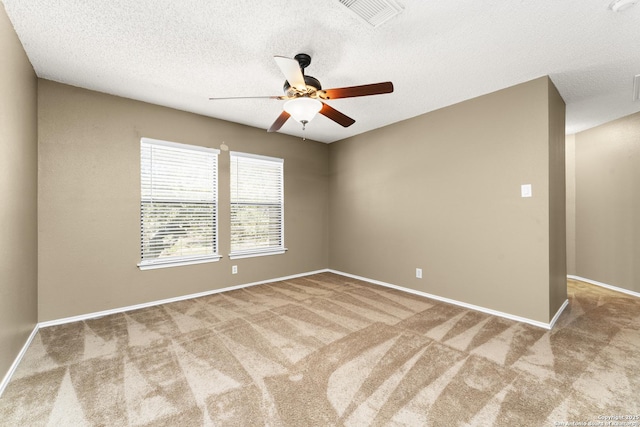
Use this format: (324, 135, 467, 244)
(0, 325, 39, 398)
(568, 275, 640, 298)
(329, 269, 564, 330)
(549, 299, 569, 329)
(4, 268, 582, 398)
(2, 269, 330, 398)
(39, 269, 330, 328)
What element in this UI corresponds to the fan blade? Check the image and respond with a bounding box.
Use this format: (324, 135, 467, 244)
(319, 103, 355, 127)
(268, 110, 291, 132)
(319, 82, 394, 100)
(274, 56, 306, 92)
(209, 95, 286, 100)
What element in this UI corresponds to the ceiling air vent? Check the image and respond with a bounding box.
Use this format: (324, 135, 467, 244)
(633, 74, 640, 102)
(338, 0, 404, 27)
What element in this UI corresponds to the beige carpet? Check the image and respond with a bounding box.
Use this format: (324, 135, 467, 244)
(1, 273, 639, 426)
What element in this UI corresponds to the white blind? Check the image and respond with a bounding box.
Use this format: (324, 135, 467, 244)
(139, 138, 220, 267)
(230, 152, 284, 257)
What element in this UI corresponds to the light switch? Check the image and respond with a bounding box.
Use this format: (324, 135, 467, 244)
(521, 184, 532, 198)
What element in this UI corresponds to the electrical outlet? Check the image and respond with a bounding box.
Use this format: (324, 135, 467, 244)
(232, 265, 238, 274)
(416, 268, 422, 279)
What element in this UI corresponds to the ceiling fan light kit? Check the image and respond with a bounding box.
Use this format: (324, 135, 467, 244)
(284, 98, 322, 125)
(209, 53, 394, 138)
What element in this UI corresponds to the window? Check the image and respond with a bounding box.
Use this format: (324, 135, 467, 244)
(230, 151, 286, 259)
(139, 138, 220, 269)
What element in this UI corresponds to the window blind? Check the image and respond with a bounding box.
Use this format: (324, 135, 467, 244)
(230, 151, 285, 258)
(139, 138, 220, 269)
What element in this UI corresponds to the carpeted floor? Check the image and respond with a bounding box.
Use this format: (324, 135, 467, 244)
(1, 272, 639, 426)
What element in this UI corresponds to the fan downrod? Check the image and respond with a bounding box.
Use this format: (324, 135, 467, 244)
(294, 53, 312, 71)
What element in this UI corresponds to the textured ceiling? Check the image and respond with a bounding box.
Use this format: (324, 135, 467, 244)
(3, 0, 640, 143)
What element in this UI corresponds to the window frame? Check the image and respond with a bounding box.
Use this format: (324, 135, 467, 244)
(138, 137, 221, 270)
(229, 151, 287, 260)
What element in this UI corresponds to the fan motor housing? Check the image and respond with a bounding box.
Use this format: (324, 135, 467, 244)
(283, 75, 322, 97)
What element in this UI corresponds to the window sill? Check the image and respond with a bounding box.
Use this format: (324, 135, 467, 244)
(138, 255, 222, 270)
(229, 248, 287, 260)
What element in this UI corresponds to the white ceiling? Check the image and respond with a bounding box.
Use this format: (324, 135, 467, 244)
(3, 0, 640, 143)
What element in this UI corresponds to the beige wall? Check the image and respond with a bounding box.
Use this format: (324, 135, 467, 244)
(329, 77, 566, 324)
(547, 81, 568, 317)
(31, 74, 570, 326)
(38, 80, 329, 321)
(574, 111, 640, 293)
(0, 3, 38, 380)
(565, 134, 576, 275)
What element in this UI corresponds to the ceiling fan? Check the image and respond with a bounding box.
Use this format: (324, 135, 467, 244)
(209, 53, 394, 134)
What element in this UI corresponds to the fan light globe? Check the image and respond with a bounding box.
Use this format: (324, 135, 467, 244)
(284, 98, 322, 123)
